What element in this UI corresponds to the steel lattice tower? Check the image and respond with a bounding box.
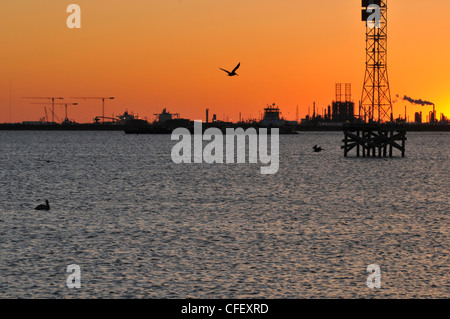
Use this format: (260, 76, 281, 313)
(361, 0, 392, 123)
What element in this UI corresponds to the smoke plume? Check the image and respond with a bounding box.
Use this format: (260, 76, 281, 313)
(401, 95, 434, 106)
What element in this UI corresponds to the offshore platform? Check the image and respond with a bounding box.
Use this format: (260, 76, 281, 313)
(342, 0, 407, 157)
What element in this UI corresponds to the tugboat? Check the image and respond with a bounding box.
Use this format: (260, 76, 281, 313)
(259, 103, 297, 134)
(260, 103, 285, 127)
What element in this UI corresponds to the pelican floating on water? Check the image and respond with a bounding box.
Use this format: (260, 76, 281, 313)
(35, 200, 50, 211)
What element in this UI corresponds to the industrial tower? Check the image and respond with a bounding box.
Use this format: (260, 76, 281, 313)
(361, 0, 392, 123)
(342, 1, 406, 158)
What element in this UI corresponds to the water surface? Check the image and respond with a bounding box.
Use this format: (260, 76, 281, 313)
(0, 131, 448, 298)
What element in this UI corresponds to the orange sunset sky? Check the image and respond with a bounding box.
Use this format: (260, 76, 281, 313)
(0, 0, 449, 123)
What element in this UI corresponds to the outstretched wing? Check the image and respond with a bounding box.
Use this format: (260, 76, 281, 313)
(220, 68, 231, 75)
(232, 62, 240, 73)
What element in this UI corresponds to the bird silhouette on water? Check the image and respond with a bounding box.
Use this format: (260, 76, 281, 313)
(220, 62, 240, 77)
(313, 145, 324, 152)
(35, 200, 50, 211)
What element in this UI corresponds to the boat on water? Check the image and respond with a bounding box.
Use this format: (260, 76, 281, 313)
(123, 106, 298, 134)
(116, 111, 148, 126)
(258, 103, 297, 133)
(123, 108, 191, 134)
(260, 103, 285, 127)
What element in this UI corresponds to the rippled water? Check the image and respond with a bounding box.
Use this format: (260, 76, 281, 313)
(0, 131, 448, 298)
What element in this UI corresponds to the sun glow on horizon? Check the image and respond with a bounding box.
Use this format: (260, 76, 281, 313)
(0, 0, 449, 123)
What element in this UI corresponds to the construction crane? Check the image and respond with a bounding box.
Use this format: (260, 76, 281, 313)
(44, 106, 49, 123)
(37, 104, 61, 123)
(33, 104, 51, 123)
(32, 102, 78, 123)
(70, 97, 114, 124)
(23, 97, 64, 123)
(49, 106, 61, 123)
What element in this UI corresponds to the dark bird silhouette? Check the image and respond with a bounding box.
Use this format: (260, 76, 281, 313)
(37, 159, 56, 164)
(220, 62, 240, 77)
(313, 145, 324, 152)
(35, 200, 50, 211)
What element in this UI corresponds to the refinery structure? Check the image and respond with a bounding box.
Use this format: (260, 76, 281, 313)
(1, 0, 448, 132)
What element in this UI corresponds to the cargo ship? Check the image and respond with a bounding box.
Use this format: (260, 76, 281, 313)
(123, 108, 192, 134)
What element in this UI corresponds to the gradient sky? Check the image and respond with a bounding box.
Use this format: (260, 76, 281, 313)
(0, 0, 449, 123)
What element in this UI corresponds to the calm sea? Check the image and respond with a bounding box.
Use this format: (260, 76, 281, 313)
(0, 131, 448, 298)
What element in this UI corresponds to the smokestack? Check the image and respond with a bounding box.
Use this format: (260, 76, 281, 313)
(206, 108, 209, 123)
(433, 104, 436, 123)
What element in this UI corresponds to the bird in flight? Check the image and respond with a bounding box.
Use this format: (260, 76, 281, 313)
(220, 62, 240, 77)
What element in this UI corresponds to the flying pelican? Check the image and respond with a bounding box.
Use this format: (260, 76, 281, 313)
(220, 62, 240, 77)
(313, 145, 324, 153)
(35, 200, 50, 211)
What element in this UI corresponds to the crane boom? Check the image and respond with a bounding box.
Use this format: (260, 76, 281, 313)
(23, 97, 64, 123)
(31, 102, 78, 122)
(70, 97, 114, 124)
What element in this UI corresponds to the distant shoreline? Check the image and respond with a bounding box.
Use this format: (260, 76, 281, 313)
(0, 123, 449, 132)
(0, 123, 123, 131)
